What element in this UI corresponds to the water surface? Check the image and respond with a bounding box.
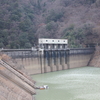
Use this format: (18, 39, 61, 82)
(32, 67, 100, 100)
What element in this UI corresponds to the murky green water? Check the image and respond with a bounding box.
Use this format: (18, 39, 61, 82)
(32, 67, 100, 100)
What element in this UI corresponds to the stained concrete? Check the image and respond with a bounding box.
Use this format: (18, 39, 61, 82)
(0, 53, 36, 100)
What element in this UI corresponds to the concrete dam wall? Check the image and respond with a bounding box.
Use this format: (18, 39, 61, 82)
(0, 54, 36, 100)
(2, 48, 94, 75)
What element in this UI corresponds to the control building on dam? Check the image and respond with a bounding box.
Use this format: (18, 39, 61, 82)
(1, 38, 95, 75)
(38, 38, 68, 50)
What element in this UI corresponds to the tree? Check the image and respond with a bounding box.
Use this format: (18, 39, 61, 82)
(19, 32, 29, 48)
(46, 10, 64, 23)
(24, 42, 32, 48)
(19, 19, 31, 32)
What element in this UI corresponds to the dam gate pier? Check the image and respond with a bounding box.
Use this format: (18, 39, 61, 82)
(1, 48, 95, 75)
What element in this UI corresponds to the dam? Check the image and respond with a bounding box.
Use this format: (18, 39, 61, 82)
(0, 38, 95, 75)
(0, 48, 97, 100)
(0, 48, 100, 100)
(1, 48, 94, 75)
(0, 38, 98, 100)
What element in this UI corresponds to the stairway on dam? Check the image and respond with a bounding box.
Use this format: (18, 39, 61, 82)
(0, 53, 36, 100)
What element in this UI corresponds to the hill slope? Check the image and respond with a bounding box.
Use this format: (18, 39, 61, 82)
(0, 0, 100, 48)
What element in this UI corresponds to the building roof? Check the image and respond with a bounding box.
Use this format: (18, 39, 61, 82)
(38, 38, 68, 44)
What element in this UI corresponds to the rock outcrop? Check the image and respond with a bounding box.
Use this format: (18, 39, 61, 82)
(89, 46, 100, 67)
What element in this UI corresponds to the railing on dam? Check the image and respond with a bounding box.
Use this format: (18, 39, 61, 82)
(70, 48, 95, 55)
(0, 48, 94, 56)
(0, 48, 95, 74)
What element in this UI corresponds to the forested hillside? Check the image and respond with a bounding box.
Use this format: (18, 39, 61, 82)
(0, 0, 100, 48)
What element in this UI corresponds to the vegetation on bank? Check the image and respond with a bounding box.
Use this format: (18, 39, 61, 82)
(0, 0, 100, 48)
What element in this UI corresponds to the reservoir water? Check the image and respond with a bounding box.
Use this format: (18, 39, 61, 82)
(32, 67, 100, 100)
